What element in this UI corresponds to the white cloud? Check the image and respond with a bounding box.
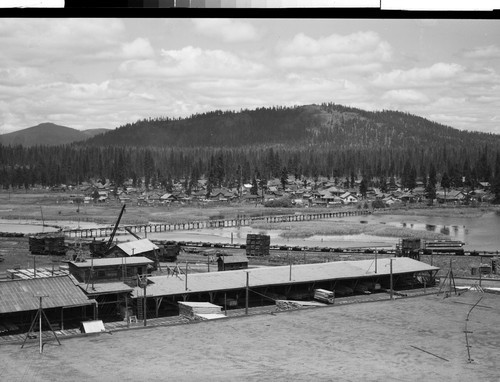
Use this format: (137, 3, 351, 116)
(462, 45, 500, 59)
(121, 38, 155, 60)
(0, 19, 126, 63)
(0, 67, 48, 86)
(382, 89, 430, 105)
(277, 31, 392, 71)
(372, 63, 464, 88)
(192, 19, 260, 43)
(119, 46, 267, 79)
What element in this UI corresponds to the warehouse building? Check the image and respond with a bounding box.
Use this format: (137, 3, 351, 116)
(0, 276, 96, 336)
(129, 257, 439, 319)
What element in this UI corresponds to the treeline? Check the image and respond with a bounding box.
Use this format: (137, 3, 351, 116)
(1, 143, 500, 193)
(2, 103, 500, 193)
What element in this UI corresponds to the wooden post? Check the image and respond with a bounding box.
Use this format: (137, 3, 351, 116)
(245, 271, 249, 315)
(449, 258, 453, 296)
(125, 293, 129, 328)
(390, 258, 394, 300)
(224, 293, 227, 316)
(185, 261, 188, 290)
(479, 256, 482, 288)
(289, 257, 292, 281)
(374, 251, 377, 274)
(39, 297, 43, 354)
(143, 279, 147, 327)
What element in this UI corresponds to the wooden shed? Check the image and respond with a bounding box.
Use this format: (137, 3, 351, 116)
(68, 256, 154, 283)
(106, 239, 159, 259)
(217, 255, 249, 271)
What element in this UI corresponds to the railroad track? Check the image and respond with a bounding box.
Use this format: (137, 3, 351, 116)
(155, 240, 500, 257)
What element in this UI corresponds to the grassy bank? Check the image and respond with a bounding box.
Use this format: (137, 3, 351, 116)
(251, 220, 448, 240)
(374, 205, 497, 218)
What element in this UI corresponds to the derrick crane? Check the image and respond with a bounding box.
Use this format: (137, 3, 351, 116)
(90, 204, 126, 257)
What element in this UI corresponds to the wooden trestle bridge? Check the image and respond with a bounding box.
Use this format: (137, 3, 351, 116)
(63, 210, 371, 239)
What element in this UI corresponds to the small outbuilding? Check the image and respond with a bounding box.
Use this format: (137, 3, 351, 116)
(68, 256, 154, 283)
(106, 239, 159, 259)
(217, 255, 249, 271)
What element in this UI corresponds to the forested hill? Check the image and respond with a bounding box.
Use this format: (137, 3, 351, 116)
(84, 103, 500, 149)
(2, 103, 500, 191)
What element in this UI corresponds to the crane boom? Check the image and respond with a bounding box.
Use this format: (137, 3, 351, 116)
(124, 226, 142, 240)
(106, 204, 126, 252)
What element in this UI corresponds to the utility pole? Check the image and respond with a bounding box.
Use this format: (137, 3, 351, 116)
(390, 258, 394, 300)
(38, 296, 43, 352)
(143, 278, 147, 327)
(245, 271, 249, 315)
(40, 206, 44, 232)
(21, 294, 60, 353)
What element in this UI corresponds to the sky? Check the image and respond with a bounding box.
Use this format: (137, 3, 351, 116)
(0, 18, 499, 134)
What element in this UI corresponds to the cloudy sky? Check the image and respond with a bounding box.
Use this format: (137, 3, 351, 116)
(0, 18, 499, 134)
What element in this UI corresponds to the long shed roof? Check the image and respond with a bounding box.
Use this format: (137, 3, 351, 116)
(0, 276, 94, 314)
(69, 256, 154, 269)
(132, 257, 438, 298)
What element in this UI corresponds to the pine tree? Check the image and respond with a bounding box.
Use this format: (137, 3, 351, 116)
(359, 178, 368, 198)
(251, 176, 258, 195)
(280, 166, 288, 190)
(441, 172, 451, 202)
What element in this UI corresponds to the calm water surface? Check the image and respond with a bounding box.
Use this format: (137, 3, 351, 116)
(142, 212, 500, 251)
(2, 212, 499, 252)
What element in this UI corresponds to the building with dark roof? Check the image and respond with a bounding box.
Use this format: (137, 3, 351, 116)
(68, 256, 154, 283)
(0, 276, 95, 334)
(217, 255, 249, 271)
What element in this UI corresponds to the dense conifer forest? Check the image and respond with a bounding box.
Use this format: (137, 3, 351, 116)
(1, 103, 500, 193)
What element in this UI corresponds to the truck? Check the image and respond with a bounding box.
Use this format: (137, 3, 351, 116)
(313, 289, 335, 304)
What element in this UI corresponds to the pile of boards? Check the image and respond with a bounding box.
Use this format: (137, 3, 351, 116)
(275, 300, 326, 311)
(246, 234, 270, 256)
(178, 302, 226, 320)
(29, 234, 66, 256)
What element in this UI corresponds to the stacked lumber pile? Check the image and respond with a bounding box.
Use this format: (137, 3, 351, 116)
(178, 302, 224, 320)
(29, 234, 66, 256)
(246, 234, 270, 256)
(275, 300, 326, 311)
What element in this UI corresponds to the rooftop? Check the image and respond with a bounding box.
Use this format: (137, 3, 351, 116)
(69, 256, 154, 269)
(113, 239, 159, 256)
(0, 276, 94, 314)
(132, 257, 438, 299)
(77, 281, 134, 296)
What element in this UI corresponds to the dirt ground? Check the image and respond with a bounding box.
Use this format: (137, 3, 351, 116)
(0, 292, 499, 382)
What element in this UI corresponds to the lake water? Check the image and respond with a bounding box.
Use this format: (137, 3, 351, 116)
(140, 211, 500, 252)
(0, 222, 59, 234)
(2, 211, 500, 252)
(339, 212, 500, 252)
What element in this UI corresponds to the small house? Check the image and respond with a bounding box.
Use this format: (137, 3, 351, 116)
(339, 192, 358, 204)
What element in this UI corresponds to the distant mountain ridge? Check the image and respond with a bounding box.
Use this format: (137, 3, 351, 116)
(0, 123, 109, 147)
